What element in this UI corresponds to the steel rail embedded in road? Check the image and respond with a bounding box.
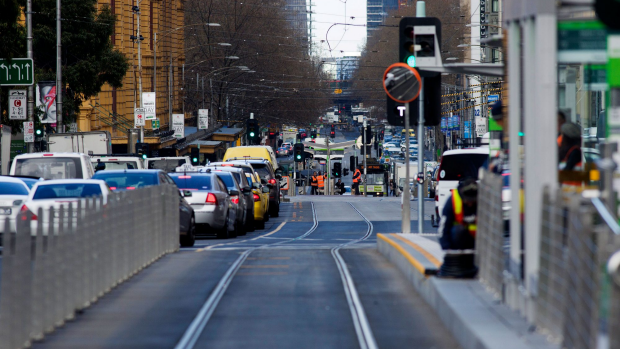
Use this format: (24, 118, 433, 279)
(330, 203, 378, 349)
(174, 202, 319, 349)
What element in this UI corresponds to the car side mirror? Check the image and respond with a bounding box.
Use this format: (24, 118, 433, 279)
(242, 187, 252, 193)
(261, 179, 268, 185)
(262, 186, 270, 193)
(229, 189, 239, 196)
(183, 190, 193, 197)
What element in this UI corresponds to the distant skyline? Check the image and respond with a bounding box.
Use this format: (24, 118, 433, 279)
(310, 0, 367, 58)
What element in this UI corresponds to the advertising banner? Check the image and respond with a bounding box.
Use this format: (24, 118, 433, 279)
(198, 109, 209, 130)
(173, 114, 184, 138)
(36, 81, 56, 124)
(142, 92, 156, 120)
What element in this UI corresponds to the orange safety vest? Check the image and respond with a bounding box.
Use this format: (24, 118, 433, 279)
(318, 175, 324, 188)
(311, 176, 318, 187)
(559, 145, 583, 186)
(451, 189, 477, 237)
(352, 169, 361, 183)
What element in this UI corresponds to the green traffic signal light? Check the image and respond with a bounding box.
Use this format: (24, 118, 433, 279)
(192, 157, 198, 163)
(406, 56, 416, 67)
(249, 132, 255, 137)
(296, 154, 301, 160)
(141, 154, 147, 160)
(35, 129, 42, 136)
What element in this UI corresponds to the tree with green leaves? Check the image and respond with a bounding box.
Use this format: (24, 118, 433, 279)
(29, 0, 128, 127)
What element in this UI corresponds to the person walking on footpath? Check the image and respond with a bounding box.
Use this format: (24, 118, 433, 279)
(389, 179, 396, 196)
(438, 178, 479, 278)
(352, 166, 361, 195)
(317, 171, 325, 195)
(310, 171, 318, 195)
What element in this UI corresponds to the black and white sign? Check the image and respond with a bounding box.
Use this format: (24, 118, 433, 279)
(198, 109, 209, 130)
(173, 114, 184, 138)
(9, 90, 26, 120)
(475, 117, 487, 137)
(23, 121, 34, 143)
(134, 108, 146, 127)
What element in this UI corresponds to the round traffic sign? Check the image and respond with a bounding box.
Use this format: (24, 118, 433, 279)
(383, 63, 422, 104)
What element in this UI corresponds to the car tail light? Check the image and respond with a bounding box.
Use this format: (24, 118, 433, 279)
(126, 187, 136, 190)
(231, 196, 239, 204)
(269, 179, 276, 185)
(20, 204, 37, 221)
(221, 164, 234, 167)
(109, 187, 117, 191)
(206, 193, 218, 205)
(253, 193, 260, 202)
(178, 175, 191, 179)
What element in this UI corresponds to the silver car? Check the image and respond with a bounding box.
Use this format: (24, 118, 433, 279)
(169, 172, 238, 239)
(207, 166, 255, 232)
(214, 171, 248, 236)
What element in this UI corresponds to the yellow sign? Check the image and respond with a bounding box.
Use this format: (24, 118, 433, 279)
(334, 89, 343, 94)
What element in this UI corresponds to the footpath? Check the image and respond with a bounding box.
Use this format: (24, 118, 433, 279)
(377, 233, 558, 349)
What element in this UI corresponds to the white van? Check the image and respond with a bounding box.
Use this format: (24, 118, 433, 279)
(91, 156, 146, 171)
(435, 148, 489, 218)
(145, 157, 191, 172)
(10, 152, 95, 179)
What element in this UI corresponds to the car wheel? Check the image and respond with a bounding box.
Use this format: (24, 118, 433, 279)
(180, 216, 196, 247)
(237, 217, 247, 236)
(256, 217, 265, 230)
(217, 215, 230, 239)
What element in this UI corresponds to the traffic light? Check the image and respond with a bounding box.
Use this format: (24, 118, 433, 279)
(400, 24, 416, 67)
(333, 162, 342, 178)
(364, 126, 372, 144)
(343, 168, 349, 176)
(293, 143, 304, 162)
(246, 119, 259, 144)
(595, 0, 620, 29)
(330, 131, 335, 138)
(190, 147, 200, 165)
(386, 75, 441, 127)
(136, 143, 149, 160)
(350, 155, 356, 170)
(35, 125, 44, 138)
(399, 17, 441, 76)
(268, 131, 276, 139)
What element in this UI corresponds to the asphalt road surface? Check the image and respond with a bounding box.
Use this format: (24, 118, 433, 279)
(32, 196, 460, 349)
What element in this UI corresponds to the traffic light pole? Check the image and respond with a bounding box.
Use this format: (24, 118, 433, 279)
(27, 0, 34, 153)
(416, 1, 425, 235)
(363, 120, 367, 197)
(402, 104, 411, 234)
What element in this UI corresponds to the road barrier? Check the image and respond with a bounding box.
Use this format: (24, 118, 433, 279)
(475, 170, 505, 298)
(0, 185, 179, 349)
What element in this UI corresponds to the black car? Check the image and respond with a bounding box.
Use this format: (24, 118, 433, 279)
(232, 159, 281, 217)
(92, 169, 196, 247)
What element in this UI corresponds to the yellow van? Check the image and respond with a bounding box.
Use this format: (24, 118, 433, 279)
(223, 146, 278, 170)
(401, 129, 415, 137)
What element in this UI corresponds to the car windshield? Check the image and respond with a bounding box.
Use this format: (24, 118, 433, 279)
(147, 159, 187, 172)
(92, 172, 157, 190)
(439, 153, 488, 181)
(33, 183, 102, 200)
(0, 182, 29, 195)
(366, 173, 385, 185)
(14, 157, 83, 180)
(217, 174, 237, 190)
(170, 175, 212, 190)
(93, 161, 140, 170)
(251, 163, 272, 180)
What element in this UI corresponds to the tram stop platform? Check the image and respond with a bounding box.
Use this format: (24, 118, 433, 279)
(377, 233, 557, 349)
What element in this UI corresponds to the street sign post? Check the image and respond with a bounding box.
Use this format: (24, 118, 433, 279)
(173, 114, 184, 138)
(8, 90, 26, 120)
(23, 121, 34, 143)
(0, 59, 34, 86)
(142, 92, 156, 120)
(198, 109, 209, 130)
(134, 108, 146, 127)
(152, 119, 160, 129)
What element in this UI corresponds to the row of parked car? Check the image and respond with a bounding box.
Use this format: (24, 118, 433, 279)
(0, 146, 284, 248)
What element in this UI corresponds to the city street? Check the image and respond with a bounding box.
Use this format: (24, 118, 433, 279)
(30, 197, 455, 349)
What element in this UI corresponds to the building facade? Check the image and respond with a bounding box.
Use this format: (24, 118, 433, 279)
(367, 0, 401, 37)
(78, 0, 186, 147)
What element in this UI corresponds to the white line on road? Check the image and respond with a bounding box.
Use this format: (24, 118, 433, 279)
(330, 203, 378, 349)
(174, 202, 318, 349)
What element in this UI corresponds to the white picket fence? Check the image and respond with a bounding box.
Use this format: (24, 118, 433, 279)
(0, 185, 180, 349)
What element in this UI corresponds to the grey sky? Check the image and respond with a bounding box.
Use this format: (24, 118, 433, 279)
(310, 0, 367, 58)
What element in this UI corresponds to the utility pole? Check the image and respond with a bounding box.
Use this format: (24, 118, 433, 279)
(26, 0, 34, 152)
(416, 0, 426, 234)
(56, 0, 63, 132)
(326, 135, 330, 196)
(403, 103, 412, 233)
(168, 55, 172, 130)
(136, 0, 143, 142)
(363, 119, 368, 197)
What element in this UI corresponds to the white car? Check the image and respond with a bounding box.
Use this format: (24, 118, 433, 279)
(11, 152, 95, 179)
(92, 156, 145, 171)
(0, 177, 31, 233)
(435, 148, 489, 219)
(20, 179, 111, 235)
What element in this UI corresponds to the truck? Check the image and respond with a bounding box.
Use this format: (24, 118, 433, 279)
(47, 131, 112, 155)
(281, 125, 298, 144)
(392, 161, 430, 198)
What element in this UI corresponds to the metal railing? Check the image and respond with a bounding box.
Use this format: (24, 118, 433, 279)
(476, 170, 505, 298)
(0, 185, 179, 349)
